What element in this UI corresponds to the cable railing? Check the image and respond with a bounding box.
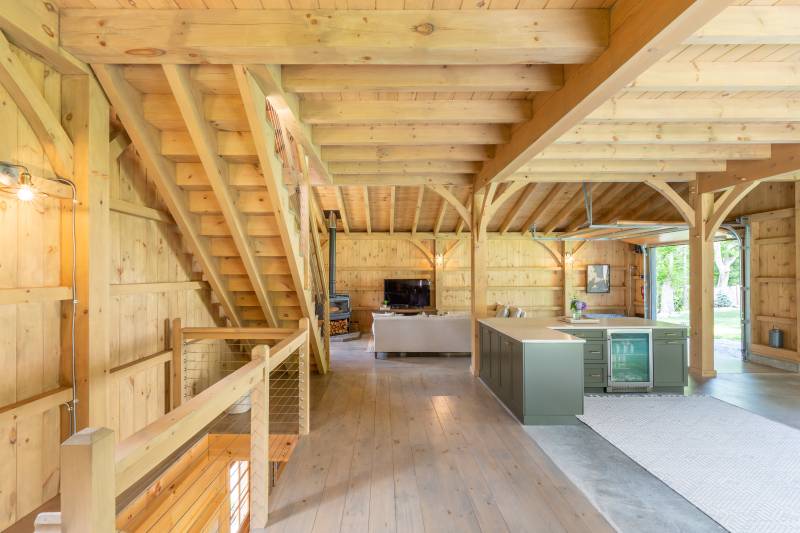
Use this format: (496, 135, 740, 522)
(35, 320, 311, 533)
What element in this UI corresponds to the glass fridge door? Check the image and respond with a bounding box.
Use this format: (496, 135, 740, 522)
(608, 330, 652, 386)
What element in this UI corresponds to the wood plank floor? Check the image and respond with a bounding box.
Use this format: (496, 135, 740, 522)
(266, 338, 614, 533)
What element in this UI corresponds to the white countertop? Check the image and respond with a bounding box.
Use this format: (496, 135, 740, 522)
(479, 317, 686, 343)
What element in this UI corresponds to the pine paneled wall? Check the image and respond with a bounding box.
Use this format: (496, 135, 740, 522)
(0, 45, 63, 529)
(333, 237, 640, 332)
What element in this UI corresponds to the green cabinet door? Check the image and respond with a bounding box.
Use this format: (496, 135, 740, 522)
(500, 336, 514, 403)
(653, 339, 688, 387)
(480, 325, 491, 382)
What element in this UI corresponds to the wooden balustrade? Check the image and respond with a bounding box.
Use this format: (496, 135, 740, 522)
(42, 320, 310, 532)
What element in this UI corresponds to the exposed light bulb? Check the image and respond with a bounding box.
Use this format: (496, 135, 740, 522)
(17, 184, 35, 202)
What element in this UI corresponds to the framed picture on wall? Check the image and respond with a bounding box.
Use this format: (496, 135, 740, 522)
(586, 264, 611, 293)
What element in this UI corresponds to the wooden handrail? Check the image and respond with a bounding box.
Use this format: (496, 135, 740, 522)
(269, 328, 308, 371)
(182, 326, 296, 340)
(114, 355, 267, 496)
(0, 386, 72, 426)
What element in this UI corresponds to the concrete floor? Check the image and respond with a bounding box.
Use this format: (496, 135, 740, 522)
(527, 343, 800, 533)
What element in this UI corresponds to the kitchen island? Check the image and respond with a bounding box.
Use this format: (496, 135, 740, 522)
(478, 317, 688, 425)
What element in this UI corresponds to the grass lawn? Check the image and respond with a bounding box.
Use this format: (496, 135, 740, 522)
(659, 308, 741, 341)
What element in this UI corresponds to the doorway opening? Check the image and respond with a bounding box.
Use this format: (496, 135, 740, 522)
(648, 237, 748, 374)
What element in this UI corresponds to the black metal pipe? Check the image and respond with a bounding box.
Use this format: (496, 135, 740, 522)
(327, 211, 337, 296)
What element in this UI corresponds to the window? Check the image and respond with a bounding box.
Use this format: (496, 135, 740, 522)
(229, 460, 249, 533)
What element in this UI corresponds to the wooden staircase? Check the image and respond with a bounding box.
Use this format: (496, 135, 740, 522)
(94, 64, 328, 372)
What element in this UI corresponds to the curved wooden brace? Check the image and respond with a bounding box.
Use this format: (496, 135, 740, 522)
(534, 240, 563, 268)
(110, 131, 130, 161)
(705, 182, 760, 239)
(0, 31, 74, 179)
(479, 181, 527, 236)
(408, 239, 435, 267)
(428, 185, 472, 231)
(644, 180, 695, 226)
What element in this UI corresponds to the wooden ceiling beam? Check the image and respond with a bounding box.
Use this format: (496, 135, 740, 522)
(643, 180, 694, 225)
(687, 6, 800, 45)
(333, 174, 473, 186)
(456, 197, 472, 236)
(0, 31, 74, 180)
(510, 172, 695, 183)
(522, 159, 725, 173)
(283, 64, 563, 93)
(322, 145, 493, 162)
(313, 124, 509, 146)
(544, 187, 585, 234)
(559, 123, 800, 145)
(92, 64, 241, 326)
(473, 0, 729, 190)
(60, 9, 609, 65)
(499, 183, 538, 235)
(427, 185, 472, 230)
(330, 161, 480, 175)
(630, 62, 800, 92)
(433, 190, 449, 235)
(334, 186, 350, 234)
(163, 64, 279, 327)
(301, 100, 531, 125)
(698, 143, 800, 194)
(247, 65, 332, 185)
(519, 183, 565, 235)
(536, 144, 771, 161)
(362, 186, 371, 234)
(588, 98, 800, 122)
(411, 186, 425, 235)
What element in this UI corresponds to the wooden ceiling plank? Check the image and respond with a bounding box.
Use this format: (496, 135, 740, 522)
(522, 159, 726, 173)
(474, 0, 730, 190)
(564, 182, 625, 232)
(247, 65, 332, 185)
(92, 64, 241, 326)
(60, 9, 609, 65)
(698, 143, 800, 194)
(544, 186, 586, 234)
(510, 172, 695, 183)
(332, 174, 473, 186)
(389, 186, 395, 235)
(329, 160, 480, 175)
(163, 64, 280, 327)
(536, 143, 771, 161)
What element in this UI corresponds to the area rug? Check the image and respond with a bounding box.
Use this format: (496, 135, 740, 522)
(578, 395, 800, 533)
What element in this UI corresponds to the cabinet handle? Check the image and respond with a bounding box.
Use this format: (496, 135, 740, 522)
(589, 351, 601, 354)
(589, 373, 601, 378)
(665, 341, 683, 345)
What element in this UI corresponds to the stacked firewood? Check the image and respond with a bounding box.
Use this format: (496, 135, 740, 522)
(331, 319, 349, 336)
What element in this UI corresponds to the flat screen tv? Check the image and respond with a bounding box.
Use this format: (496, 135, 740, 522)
(384, 279, 431, 308)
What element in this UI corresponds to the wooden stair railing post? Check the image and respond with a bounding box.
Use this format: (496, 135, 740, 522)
(171, 318, 184, 409)
(250, 344, 270, 530)
(60, 427, 115, 533)
(299, 318, 311, 436)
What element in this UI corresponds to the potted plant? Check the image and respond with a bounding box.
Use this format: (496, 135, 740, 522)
(570, 296, 587, 320)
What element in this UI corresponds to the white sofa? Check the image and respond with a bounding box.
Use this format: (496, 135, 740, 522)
(372, 314, 471, 355)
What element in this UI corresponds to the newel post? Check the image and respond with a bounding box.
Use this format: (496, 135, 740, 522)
(250, 345, 270, 530)
(299, 317, 311, 435)
(60, 427, 115, 533)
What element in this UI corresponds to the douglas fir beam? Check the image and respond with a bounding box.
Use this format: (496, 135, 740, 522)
(234, 65, 327, 372)
(411, 186, 425, 235)
(248, 65, 332, 185)
(0, 31, 74, 180)
(474, 0, 731, 190)
(689, 190, 716, 378)
(335, 187, 351, 234)
(163, 64, 279, 327)
(283, 64, 564, 93)
(427, 185, 472, 231)
(697, 143, 800, 194)
(587, 97, 800, 123)
(363, 186, 372, 233)
(60, 9, 609, 65)
(61, 74, 111, 429)
(557, 123, 800, 145)
(93, 64, 242, 327)
(434, 189, 449, 235)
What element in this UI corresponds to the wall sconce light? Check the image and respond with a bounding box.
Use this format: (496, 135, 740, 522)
(0, 162, 36, 202)
(435, 253, 444, 267)
(565, 251, 575, 265)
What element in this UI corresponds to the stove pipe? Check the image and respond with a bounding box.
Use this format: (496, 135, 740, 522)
(327, 211, 337, 296)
